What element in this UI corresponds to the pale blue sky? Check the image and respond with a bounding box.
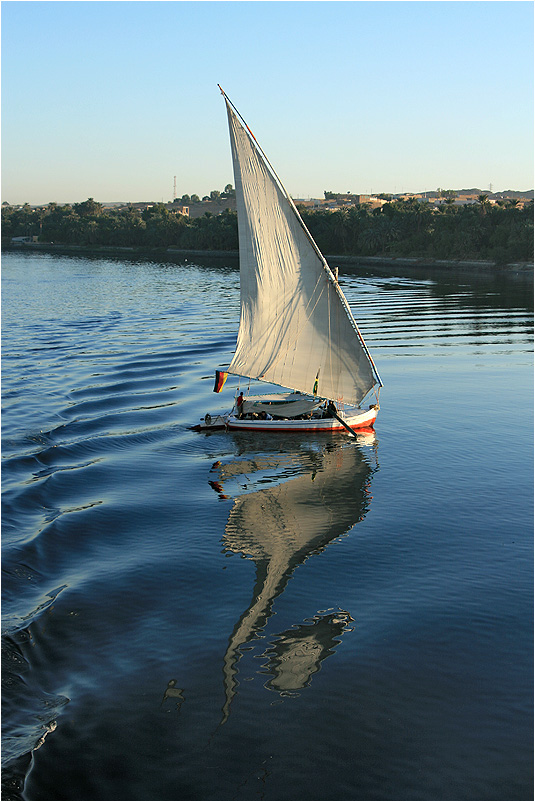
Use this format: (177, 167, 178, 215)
(2, 1, 533, 205)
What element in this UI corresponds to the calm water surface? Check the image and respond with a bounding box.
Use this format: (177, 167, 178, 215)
(2, 251, 533, 801)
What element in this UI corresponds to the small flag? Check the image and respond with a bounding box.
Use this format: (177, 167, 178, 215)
(313, 371, 319, 396)
(213, 370, 228, 393)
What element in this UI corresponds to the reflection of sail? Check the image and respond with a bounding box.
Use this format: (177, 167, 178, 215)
(216, 437, 376, 722)
(261, 610, 354, 692)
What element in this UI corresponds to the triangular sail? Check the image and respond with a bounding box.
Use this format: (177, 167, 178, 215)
(223, 93, 380, 406)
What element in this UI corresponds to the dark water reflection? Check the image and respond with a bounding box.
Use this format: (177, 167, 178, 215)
(212, 434, 376, 723)
(2, 251, 532, 801)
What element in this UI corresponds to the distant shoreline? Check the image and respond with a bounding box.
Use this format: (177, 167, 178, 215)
(3, 242, 533, 275)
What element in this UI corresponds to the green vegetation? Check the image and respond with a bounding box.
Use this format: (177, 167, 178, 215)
(299, 196, 533, 264)
(2, 199, 239, 251)
(2, 193, 533, 264)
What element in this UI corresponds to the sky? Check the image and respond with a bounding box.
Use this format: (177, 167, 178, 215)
(1, 0, 533, 205)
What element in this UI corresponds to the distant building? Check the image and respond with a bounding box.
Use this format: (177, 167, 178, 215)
(165, 204, 189, 216)
(187, 198, 236, 219)
(11, 236, 38, 244)
(457, 193, 480, 202)
(355, 195, 387, 209)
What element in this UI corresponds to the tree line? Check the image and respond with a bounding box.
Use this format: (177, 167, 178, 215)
(2, 199, 239, 250)
(301, 195, 533, 264)
(2, 193, 533, 264)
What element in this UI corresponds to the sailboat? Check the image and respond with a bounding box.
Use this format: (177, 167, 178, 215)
(196, 87, 382, 435)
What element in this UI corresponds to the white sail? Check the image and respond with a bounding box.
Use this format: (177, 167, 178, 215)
(224, 96, 379, 406)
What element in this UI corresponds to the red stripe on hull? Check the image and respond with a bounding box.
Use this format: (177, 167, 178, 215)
(227, 425, 375, 433)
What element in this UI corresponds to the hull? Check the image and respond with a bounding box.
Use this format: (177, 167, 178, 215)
(227, 406, 378, 433)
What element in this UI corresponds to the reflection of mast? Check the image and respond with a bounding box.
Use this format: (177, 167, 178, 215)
(215, 439, 376, 723)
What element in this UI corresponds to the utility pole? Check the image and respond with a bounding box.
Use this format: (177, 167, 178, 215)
(173, 176, 177, 200)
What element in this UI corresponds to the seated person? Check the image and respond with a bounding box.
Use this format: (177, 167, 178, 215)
(326, 400, 337, 417)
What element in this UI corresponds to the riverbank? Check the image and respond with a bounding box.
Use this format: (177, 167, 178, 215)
(331, 253, 533, 273)
(3, 242, 533, 275)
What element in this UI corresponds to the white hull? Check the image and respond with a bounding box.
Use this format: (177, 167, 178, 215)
(227, 405, 378, 433)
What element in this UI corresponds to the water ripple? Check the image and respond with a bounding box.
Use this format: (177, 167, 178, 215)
(1, 253, 532, 801)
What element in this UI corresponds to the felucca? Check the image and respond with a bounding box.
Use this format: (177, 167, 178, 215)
(196, 87, 382, 435)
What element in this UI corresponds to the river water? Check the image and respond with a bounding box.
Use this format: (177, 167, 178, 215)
(2, 250, 533, 801)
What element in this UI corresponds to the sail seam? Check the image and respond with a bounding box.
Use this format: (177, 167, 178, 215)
(232, 274, 327, 388)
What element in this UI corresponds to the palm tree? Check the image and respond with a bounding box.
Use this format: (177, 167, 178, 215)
(477, 194, 491, 215)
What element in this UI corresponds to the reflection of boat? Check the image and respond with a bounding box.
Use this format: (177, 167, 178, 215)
(213, 437, 376, 722)
(261, 611, 354, 692)
(195, 88, 382, 435)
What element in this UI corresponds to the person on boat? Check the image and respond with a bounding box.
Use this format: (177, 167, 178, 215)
(326, 400, 337, 418)
(236, 392, 244, 418)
